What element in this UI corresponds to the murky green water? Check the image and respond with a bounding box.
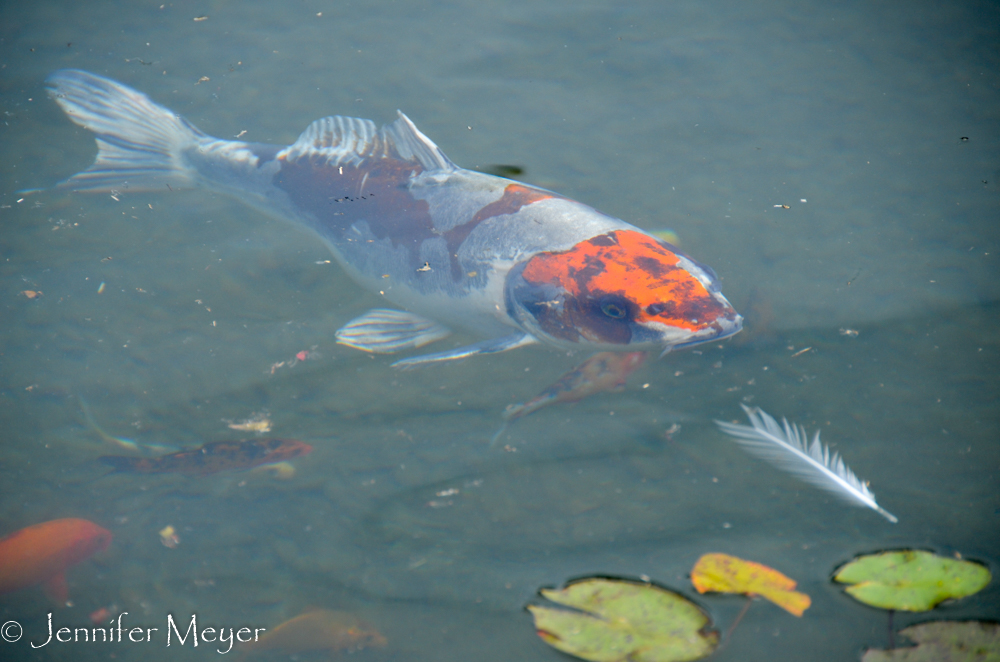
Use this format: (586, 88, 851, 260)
(1, 1, 997, 660)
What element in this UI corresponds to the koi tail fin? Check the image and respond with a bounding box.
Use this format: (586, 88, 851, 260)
(47, 69, 204, 192)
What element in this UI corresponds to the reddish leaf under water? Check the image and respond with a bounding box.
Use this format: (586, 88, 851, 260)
(243, 609, 387, 656)
(503, 351, 646, 421)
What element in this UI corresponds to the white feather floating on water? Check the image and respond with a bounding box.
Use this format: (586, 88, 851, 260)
(715, 404, 897, 523)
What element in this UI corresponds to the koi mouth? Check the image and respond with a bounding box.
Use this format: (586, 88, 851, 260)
(658, 313, 743, 357)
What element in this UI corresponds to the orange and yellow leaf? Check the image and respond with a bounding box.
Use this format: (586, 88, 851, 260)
(691, 552, 811, 616)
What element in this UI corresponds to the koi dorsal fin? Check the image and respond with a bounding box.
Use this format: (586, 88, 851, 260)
(282, 115, 380, 167)
(383, 111, 456, 172)
(282, 111, 455, 172)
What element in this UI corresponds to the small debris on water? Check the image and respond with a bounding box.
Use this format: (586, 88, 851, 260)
(226, 411, 272, 433)
(159, 525, 180, 548)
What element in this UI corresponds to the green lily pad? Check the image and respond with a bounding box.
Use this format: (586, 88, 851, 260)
(526, 577, 719, 662)
(834, 550, 991, 612)
(861, 621, 1000, 662)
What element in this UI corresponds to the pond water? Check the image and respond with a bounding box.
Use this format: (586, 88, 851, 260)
(1, 1, 997, 660)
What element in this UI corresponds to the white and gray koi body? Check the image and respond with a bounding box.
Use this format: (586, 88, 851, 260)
(48, 70, 742, 367)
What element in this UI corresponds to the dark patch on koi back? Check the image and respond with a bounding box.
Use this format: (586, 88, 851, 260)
(275, 155, 436, 261)
(277, 157, 559, 281)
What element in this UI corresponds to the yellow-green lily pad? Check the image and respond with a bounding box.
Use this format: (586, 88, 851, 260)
(834, 550, 991, 611)
(526, 577, 719, 662)
(861, 621, 1000, 662)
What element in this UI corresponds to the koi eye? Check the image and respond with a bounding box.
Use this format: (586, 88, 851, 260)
(601, 301, 627, 319)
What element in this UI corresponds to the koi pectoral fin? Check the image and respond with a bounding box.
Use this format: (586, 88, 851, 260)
(391, 333, 538, 370)
(335, 308, 451, 353)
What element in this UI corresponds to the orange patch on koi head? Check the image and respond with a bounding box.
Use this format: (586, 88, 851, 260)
(521, 230, 730, 332)
(505, 229, 741, 349)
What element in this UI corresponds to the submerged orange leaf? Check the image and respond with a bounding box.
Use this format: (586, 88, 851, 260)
(245, 609, 386, 655)
(691, 552, 811, 616)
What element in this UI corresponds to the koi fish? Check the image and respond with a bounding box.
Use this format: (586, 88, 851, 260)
(492, 351, 646, 444)
(100, 438, 312, 475)
(0, 518, 112, 602)
(244, 609, 387, 656)
(48, 71, 741, 369)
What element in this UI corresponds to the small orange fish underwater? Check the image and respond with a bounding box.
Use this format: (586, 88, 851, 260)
(100, 438, 312, 475)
